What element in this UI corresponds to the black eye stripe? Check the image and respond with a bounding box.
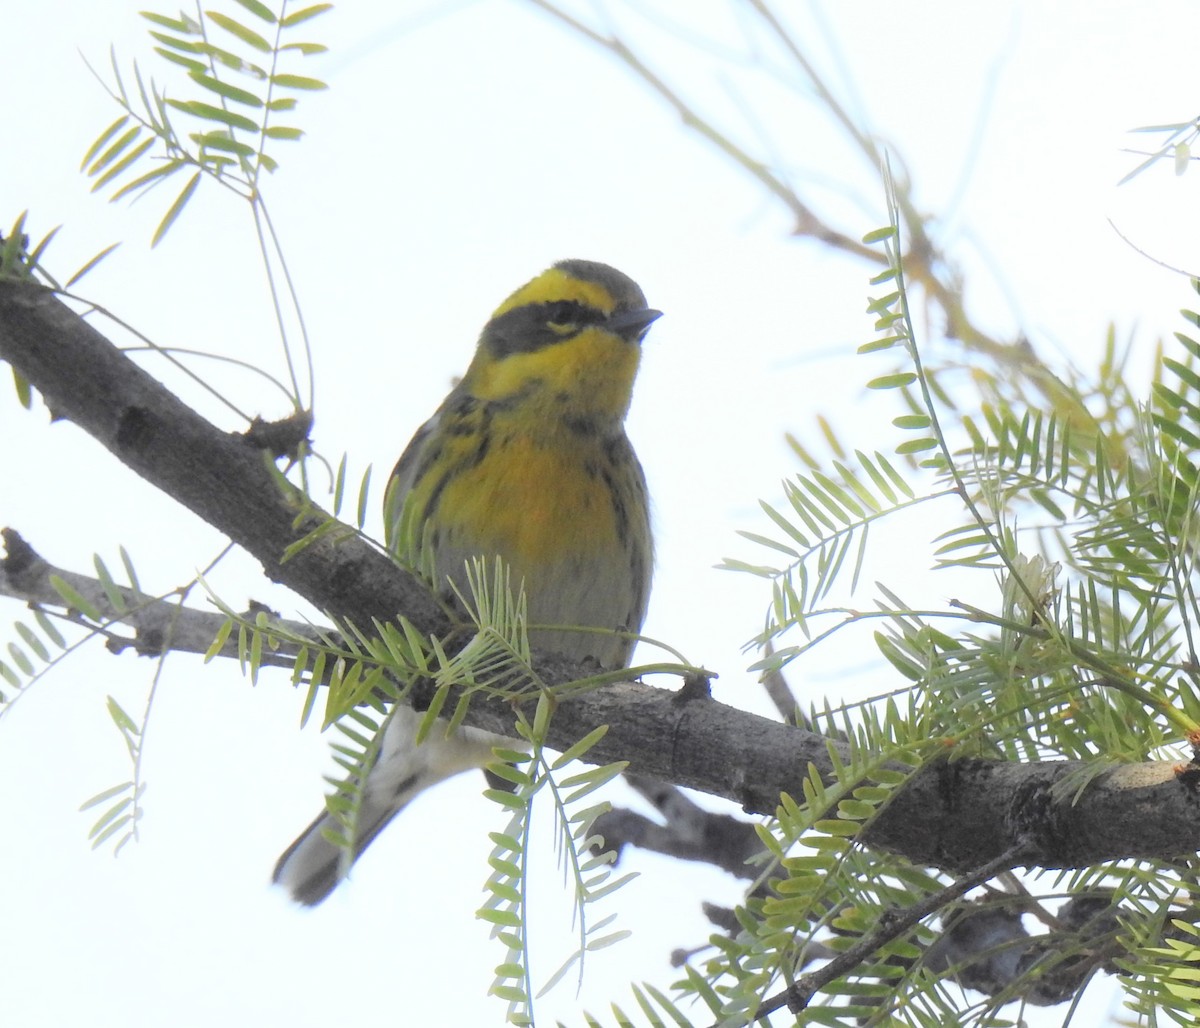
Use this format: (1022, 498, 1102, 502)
(484, 301, 608, 358)
(545, 300, 604, 327)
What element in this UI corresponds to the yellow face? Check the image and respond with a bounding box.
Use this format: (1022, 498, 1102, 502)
(461, 262, 658, 424)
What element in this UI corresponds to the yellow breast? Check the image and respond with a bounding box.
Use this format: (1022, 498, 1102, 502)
(433, 430, 625, 569)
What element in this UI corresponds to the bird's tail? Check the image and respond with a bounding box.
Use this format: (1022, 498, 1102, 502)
(273, 708, 507, 905)
(272, 793, 403, 906)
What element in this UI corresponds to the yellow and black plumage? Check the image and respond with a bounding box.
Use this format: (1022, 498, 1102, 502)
(274, 259, 659, 905)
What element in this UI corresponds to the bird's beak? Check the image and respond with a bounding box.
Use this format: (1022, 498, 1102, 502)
(608, 308, 663, 341)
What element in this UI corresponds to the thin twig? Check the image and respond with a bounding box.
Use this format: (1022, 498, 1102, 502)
(744, 841, 1030, 1024)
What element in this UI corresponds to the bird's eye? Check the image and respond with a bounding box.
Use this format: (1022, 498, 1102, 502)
(545, 301, 579, 329)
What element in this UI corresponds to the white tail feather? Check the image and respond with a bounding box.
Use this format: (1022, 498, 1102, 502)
(273, 707, 510, 905)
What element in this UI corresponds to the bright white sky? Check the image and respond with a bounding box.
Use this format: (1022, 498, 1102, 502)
(2, 1, 1198, 1025)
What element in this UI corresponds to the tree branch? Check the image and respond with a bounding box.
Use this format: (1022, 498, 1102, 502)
(0, 527, 319, 666)
(753, 842, 1031, 1024)
(592, 773, 766, 879)
(3, 280, 1200, 877)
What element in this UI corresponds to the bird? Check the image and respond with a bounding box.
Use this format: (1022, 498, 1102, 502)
(273, 259, 660, 905)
